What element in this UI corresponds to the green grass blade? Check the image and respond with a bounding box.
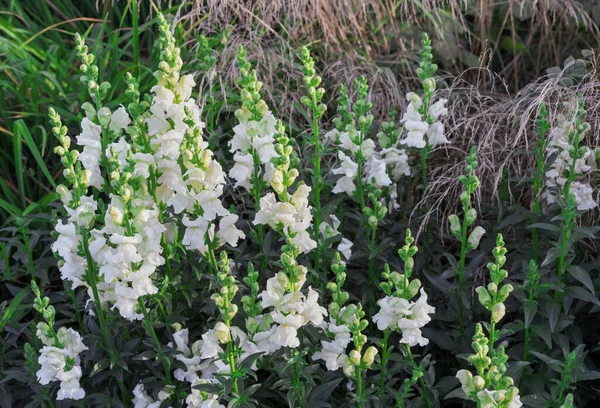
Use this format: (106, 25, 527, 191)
(14, 119, 57, 189)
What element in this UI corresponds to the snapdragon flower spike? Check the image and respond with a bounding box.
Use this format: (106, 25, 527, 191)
(449, 146, 485, 303)
(145, 14, 244, 256)
(31, 281, 87, 400)
(313, 252, 353, 371)
(456, 234, 523, 408)
(399, 33, 450, 149)
(373, 230, 435, 347)
(253, 121, 317, 253)
(252, 239, 326, 353)
(228, 46, 279, 193)
(542, 100, 596, 211)
(88, 148, 166, 321)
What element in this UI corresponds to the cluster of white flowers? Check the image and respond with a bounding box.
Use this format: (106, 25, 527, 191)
(254, 270, 327, 350)
(543, 118, 597, 211)
(456, 370, 523, 408)
(254, 184, 317, 253)
(313, 311, 353, 371)
(228, 109, 279, 189)
(326, 128, 387, 196)
(132, 382, 172, 408)
(88, 189, 165, 320)
(145, 14, 244, 256)
(373, 289, 435, 347)
(36, 326, 88, 400)
(399, 92, 449, 148)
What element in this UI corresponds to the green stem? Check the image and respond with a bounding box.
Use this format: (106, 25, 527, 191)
(379, 330, 390, 393)
(311, 105, 322, 276)
(355, 367, 363, 408)
(139, 297, 172, 383)
(368, 226, 377, 283)
(225, 321, 240, 395)
(405, 345, 431, 408)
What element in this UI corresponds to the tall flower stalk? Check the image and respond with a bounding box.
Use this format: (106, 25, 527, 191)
(373, 230, 434, 407)
(448, 146, 485, 334)
(530, 103, 550, 260)
(300, 46, 327, 275)
(456, 234, 522, 408)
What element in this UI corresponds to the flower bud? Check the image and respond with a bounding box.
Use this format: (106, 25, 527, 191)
(491, 302, 506, 323)
(475, 286, 492, 309)
(449, 214, 461, 239)
(487, 282, 497, 295)
(497, 283, 513, 302)
(467, 226, 486, 250)
(56, 185, 72, 205)
(473, 375, 485, 390)
(214, 322, 230, 343)
(79, 169, 91, 186)
(362, 346, 378, 367)
(54, 146, 66, 156)
(368, 215, 378, 229)
(423, 77, 436, 92)
(109, 206, 124, 225)
(349, 349, 361, 366)
(465, 208, 477, 226)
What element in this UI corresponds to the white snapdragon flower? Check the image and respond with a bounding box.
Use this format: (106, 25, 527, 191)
(216, 214, 246, 247)
(52, 220, 87, 288)
(313, 322, 352, 371)
(400, 104, 428, 148)
(337, 238, 353, 262)
(365, 156, 392, 187)
(271, 312, 304, 348)
(428, 99, 448, 120)
(333, 176, 356, 196)
(109, 105, 131, 134)
(372, 296, 412, 331)
(76, 117, 104, 189)
(373, 289, 435, 347)
(427, 122, 450, 146)
(397, 289, 435, 347)
(229, 152, 254, 189)
(36, 328, 87, 401)
(381, 147, 411, 180)
(570, 181, 597, 211)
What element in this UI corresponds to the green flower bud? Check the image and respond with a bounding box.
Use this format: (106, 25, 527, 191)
(491, 302, 506, 323)
(465, 208, 477, 226)
(467, 226, 486, 250)
(362, 346, 378, 368)
(449, 214, 461, 239)
(349, 349, 361, 366)
(475, 286, 492, 309)
(214, 322, 230, 343)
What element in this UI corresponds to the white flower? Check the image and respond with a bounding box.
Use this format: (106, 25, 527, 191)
(182, 216, 210, 253)
(291, 230, 317, 253)
(337, 238, 353, 261)
(397, 289, 435, 347)
(76, 117, 103, 189)
(195, 187, 228, 221)
(428, 99, 448, 120)
(333, 151, 358, 178)
(216, 213, 245, 247)
(427, 122, 450, 145)
(271, 312, 304, 348)
(133, 153, 155, 178)
(199, 330, 223, 359)
(109, 105, 131, 134)
(372, 296, 412, 331)
(400, 104, 428, 148)
(229, 152, 254, 189)
(333, 176, 356, 196)
(252, 325, 279, 355)
(176, 74, 196, 102)
(300, 287, 327, 325)
(56, 366, 85, 400)
(365, 156, 392, 187)
(570, 181, 597, 211)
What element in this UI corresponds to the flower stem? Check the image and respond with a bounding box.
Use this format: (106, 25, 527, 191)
(139, 297, 172, 384)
